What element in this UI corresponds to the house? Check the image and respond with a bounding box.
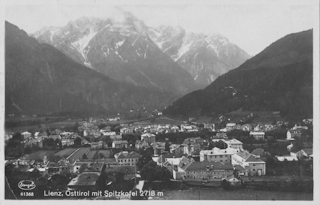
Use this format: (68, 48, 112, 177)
(135, 140, 149, 149)
(114, 151, 141, 166)
(200, 147, 241, 164)
(110, 135, 122, 141)
(287, 130, 302, 140)
(224, 139, 243, 149)
(21, 131, 32, 140)
(72, 162, 105, 174)
(169, 144, 179, 153)
(112, 140, 128, 148)
(249, 131, 265, 140)
(157, 153, 187, 167)
(251, 148, 271, 162)
(240, 124, 252, 131)
(48, 135, 61, 141)
(231, 150, 266, 176)
(141, 133, 156, 144)
(275, 155, 298, 162)
(226, 123, 237, 131)
(173, 161, 234, 180)
(61, 138, 74, 146)
(46, 160, 70, 174)
(152, 142, 166, 155)
(91, 141, 104, 149)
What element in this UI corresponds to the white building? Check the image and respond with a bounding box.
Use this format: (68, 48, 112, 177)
(232, 151, 266, 176)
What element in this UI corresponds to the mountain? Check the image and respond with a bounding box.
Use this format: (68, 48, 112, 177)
(33, 14, 198, 95)
(34, 13, 250, 90)
(5, 21, 176, 116)
(163, 29, 313, 121)
(148, 26, 251, 86)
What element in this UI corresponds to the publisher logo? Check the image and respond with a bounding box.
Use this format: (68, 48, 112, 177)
(18, 180, 36, 191)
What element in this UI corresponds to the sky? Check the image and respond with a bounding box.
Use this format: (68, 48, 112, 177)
(3, 0, 318, 55)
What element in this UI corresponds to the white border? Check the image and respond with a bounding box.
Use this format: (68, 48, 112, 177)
(0, 0, 319, 205)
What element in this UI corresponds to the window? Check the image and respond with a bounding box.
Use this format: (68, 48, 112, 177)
(253, 169, 255, 171)
(220, 156, 222, 158)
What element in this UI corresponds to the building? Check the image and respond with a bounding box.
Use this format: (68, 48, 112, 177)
(61, 138, 74, 146)
(226, 123, 237, 131)
(141, 133, 156, 144)
(91, 141, 104, 149)
(200, 147, 241, 164)
(249, 131, 265, 140)
(173, 161, 234, 180)
(231, 151, 266, 176)
(112, 140, 128, 148)
(287, 130, 302, 140)
(21, 131, 32, 140)
(157, 153, 187, 167)
(114, 151, 141, 166)
(135, 140, 149, 149)
(224, 139, 243, 149)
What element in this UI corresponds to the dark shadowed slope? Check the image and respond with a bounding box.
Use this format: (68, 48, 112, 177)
(164, 29, 313, 121)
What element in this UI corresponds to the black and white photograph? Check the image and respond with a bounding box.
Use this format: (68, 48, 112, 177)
(1, 0, 319, 202)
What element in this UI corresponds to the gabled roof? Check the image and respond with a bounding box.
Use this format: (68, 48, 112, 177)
(157, 153, 186, 163)
(236, 151, 251, 160)
(245, 155, 265, 163)
(184, 161, 233, 171)
(115, 151, 141, 159)
(234, 165, 246, 171)
(251, 148, 265, 156)
(112, 140, 128, 144)
(226, 139, 243, 145)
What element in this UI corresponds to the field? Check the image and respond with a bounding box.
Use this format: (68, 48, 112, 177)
(87, 150, 98, 159)
(133, 117, 185, 126)
(53, 148, 78, 158)
(19, 150, 58, 160)
(68, 147, 90, 160)
(97, 150, 112, 158)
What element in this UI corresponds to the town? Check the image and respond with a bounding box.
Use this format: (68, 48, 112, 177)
(4, 114, 313, 200)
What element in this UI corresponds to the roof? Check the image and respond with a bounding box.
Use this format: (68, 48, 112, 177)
(234, 165, 246, 171)
(77, 162, 104, 173)
(236, 151, 252, 160)
(114, 151, 141, 159)
(250, 131, 265, 135)
(245, 155, 265, 163)
(68, 172, 100, 186)
(157, 153, 186, 163)
(112, 140, 128, 144)
(105, 165, 135, 174)
(226, 139, 243, 145)
(251, 148, 265, 156)
(302, 148, 313, 155)
(184, 161, 233, 171)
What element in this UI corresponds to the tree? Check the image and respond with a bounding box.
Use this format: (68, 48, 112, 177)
(136, 154, 152, 170)
(140, 160, 171, 182)
(165, 141, 170, 152)
(74, 137, 82, 146)
(12, 132, 23, 141)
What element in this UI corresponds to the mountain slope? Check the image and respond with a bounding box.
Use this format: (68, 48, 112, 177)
(33, 14, 199, 95)
(163, 29, 313, 120)
(5, 21, 175, 116)
(148, 26, 251, 86)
